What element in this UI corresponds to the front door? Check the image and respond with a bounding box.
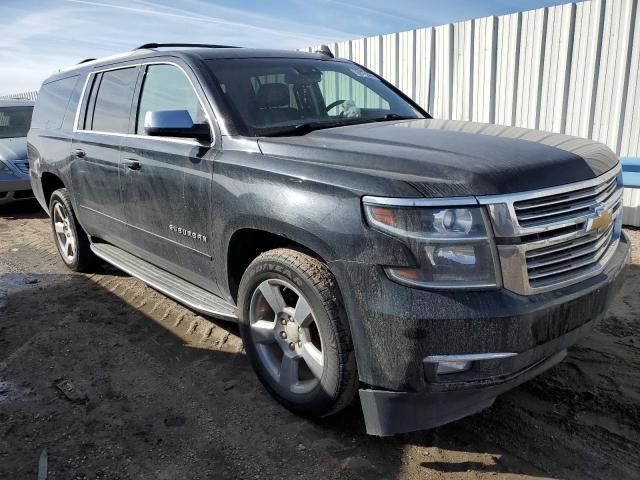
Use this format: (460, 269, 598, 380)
(119, 62, 219, 294)
(70, 66, 139, 242)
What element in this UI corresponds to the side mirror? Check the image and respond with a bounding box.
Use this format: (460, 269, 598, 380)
(144, 110, 211, 141)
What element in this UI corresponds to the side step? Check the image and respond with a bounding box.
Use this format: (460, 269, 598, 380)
(91, 243, 238, 321)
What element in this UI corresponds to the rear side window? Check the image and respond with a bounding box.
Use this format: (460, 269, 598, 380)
(31, 76, 79, 130)
(89, 67, 138, 134)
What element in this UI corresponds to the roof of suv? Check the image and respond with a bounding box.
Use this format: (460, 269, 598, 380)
(52, 46, 340, 80)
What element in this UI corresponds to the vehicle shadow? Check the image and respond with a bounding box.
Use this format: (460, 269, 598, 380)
(0, 199, 47, 220)
(1, 271, 396, 479)
(2, 264, 638, 479)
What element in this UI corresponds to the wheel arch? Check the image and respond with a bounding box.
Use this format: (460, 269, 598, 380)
(40, 171, 66, 209)
(225, 223, 337, 304)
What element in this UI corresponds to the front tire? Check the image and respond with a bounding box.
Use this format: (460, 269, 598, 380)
(238, 248, 358, 418)
(49, 188, 96, 272)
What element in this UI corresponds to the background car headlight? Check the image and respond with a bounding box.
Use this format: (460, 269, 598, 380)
(363, 199, 501, 289)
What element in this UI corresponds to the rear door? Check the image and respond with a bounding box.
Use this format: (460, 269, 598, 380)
(119, 61, 220, 294)
(70, 66, 139, 241)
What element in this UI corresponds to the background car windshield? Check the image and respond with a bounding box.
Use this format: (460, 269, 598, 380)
(0, 106, 34, 138)
(206, 58, 423, 136)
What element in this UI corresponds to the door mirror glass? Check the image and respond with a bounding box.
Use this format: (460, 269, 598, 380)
(144, 110, 210, 140)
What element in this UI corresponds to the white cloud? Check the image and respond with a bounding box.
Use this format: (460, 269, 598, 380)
(0, 0, 358, 94)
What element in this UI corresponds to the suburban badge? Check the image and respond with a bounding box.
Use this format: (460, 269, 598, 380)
(169, 224, 207, 243)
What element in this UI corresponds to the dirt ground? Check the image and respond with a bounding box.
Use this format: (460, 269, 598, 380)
(1, 200, 639, 480)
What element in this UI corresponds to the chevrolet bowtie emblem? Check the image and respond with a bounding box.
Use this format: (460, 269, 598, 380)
(585, 207, 612, 235)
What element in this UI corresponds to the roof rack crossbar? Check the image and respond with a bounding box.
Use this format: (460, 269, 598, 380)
(136, 43, 241, 50)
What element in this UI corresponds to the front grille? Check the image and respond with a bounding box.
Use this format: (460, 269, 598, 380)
(11, 159, 29, 175)
(479, 166, 624, 295)
(525, 222, 615, 289)
(514, 173, 618, 228)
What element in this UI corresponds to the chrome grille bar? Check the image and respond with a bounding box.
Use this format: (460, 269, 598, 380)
(527, 227, 613, 279)
(526, 226, 613, 270)
(515, 176, 619, 226)
(513, 175, 616, 212)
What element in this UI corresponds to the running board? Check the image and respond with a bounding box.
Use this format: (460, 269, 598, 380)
(91, 243, 238, 321)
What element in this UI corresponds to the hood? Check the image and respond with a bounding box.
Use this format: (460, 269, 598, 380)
(257, 119, 618, 197)
(0, 137, 28, 162)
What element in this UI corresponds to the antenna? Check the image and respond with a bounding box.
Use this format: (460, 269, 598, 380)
(315, 45, 334, 58)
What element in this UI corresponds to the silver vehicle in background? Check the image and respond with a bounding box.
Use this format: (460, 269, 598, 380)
(0, 99, 34, 205)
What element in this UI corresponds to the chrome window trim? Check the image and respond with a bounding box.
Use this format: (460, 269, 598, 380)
(72, 61, 219, 145)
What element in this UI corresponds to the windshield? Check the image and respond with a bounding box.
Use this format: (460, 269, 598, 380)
(0, 106, 33, 139)
(206, 58, 425, 136)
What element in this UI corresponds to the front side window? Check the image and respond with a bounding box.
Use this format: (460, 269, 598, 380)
(89, 67, 138, 134)
(207, 58, 424, 136)
(136, 64, 207, 135)
(0, 106, 33, 138)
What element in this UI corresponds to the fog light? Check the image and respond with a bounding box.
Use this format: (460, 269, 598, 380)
(424, 352, 518, 379)
(436, 360, 471, 374)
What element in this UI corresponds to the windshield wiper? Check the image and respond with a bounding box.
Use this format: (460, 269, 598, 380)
(268, 119, 362, 137)
(266, 114, 419, 137)
(369, 113, 417, 122)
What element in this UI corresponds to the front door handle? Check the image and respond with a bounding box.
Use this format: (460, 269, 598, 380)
(123, 159, 141, 171)
(72, 148, 86, 158)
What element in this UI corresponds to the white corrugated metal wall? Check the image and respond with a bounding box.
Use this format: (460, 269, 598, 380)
(0, 91, 38, 101)
(304, 0, 640, 225)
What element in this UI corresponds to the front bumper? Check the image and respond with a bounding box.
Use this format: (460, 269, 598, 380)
(360, 348, 567, 436)
(0, 177, 31, 193)
(331, 233, 630, 435)
(0, 176, 32, 205)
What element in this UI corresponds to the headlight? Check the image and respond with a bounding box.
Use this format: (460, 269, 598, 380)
(363, 197, 501, 289)
(0, 160, 15, 175)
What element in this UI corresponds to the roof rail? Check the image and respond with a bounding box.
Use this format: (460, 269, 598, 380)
(77, 58, 97, 64)
(136, 43, 241, 50)
(315, 45, 334, 58)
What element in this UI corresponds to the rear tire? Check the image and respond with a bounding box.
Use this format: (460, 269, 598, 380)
(49, 188, 96, 272)
(238, 248, 358, 418)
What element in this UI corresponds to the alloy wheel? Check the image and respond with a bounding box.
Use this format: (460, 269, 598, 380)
(248, 279, 325, 394)
(53, 202, 77, 264)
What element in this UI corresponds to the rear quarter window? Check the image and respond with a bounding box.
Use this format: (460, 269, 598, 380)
(31, 75, 80, 130)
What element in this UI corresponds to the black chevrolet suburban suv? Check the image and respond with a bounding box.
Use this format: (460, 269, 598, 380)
(28, 44, 629, 436)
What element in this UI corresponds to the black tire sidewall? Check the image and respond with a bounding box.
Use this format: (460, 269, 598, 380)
(238, 256, 342, 417)
(49, 189, 89, 271)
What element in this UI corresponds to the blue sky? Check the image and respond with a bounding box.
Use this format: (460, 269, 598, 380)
(0, 0, 576, 94)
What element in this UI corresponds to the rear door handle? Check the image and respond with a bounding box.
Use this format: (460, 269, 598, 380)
(123, 159, 141, 171)
(72, 148, 86, 158)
